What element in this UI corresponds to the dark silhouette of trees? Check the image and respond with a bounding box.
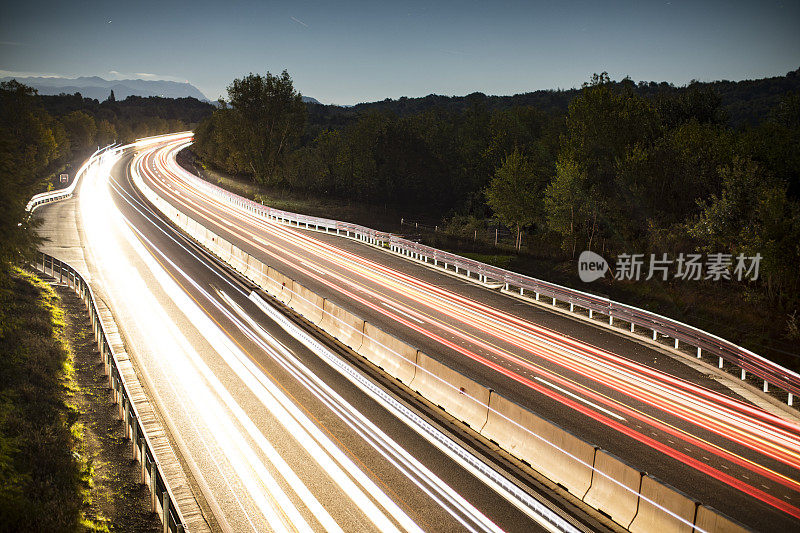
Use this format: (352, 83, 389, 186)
(194, 70, 800, 310)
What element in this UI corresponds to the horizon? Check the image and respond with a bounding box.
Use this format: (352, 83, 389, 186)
(2, 1, 798, 105)
(3, 67, 798, 107)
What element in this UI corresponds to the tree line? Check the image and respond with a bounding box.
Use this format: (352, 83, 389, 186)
(0, 80, 214, 280)
(193, 70, 800, 311)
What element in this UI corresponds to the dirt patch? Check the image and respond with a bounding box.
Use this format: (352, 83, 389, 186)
(56, 284, 160, 532)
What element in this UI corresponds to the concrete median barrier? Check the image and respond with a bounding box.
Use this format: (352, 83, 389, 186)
(289, 281, 325, 325)
(185, 217, 197, 240)
(357, 323, 418, 384)
(629, 475, 698, 533)
(409, 352, 490, 430)
(481, 393, 597, 498)
(693, 505, 752, 533)
(231, 246, 249, 276)
(318, 299, 366, 351)
(216, 237, 233, 263)
(582, 449, 643, 528)
(267, 267, 294, 305)
(174, 209, 187, 229)
(194, 224, 209, 247)
(245, 255, 265, 286)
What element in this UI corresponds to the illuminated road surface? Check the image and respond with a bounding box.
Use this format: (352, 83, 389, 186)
(129, 136, 800, 530)
(33, 142, 603, 532)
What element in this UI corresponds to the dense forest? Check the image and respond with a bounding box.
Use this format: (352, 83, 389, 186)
(36, 90, 213, 148)
(0, 80, 214, 281)
(306, 68, 800, 129)
(193, 70, 800, 320)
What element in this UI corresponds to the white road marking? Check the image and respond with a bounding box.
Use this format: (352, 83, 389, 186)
(379, 301, 425, 324)
(534, 377, 627, 422)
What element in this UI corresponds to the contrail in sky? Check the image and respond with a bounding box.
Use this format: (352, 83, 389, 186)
(290, 16, 308, 28)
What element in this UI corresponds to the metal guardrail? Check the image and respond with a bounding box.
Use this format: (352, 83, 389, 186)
(27, 146, 107, 212)
(171, 145, 800, 405)
(32, 252, 187, 533)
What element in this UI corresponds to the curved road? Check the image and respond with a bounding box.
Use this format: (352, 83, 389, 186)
(130, 136, 800, 531)
(35, 143, 597, 532)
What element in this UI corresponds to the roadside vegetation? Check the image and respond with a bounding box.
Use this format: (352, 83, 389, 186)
(0, 81, 161, 531)
(0, 269, 104, 531)
(190, 69, 800, 369)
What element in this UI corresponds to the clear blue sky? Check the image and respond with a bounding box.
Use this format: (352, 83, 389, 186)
(1, 0, 798, 105)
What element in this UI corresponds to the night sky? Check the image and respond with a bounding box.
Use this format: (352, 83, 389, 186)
(1, 0, 798, 105)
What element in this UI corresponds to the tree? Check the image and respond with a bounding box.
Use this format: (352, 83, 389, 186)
(552, 74, 662, 253)
(544, 157, 591, 257)
(60, 110, 97, 155)
(0, 81, 66, 276)
(225, 70, 307, 184)
(691, 157, 800, 305)
(106, 89, 116, 103)
(485, 149, 543, 251)
(95, 119, 116, 146)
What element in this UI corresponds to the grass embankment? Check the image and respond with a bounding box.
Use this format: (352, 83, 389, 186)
(0, 268, 106, 532)
(178, 149, 437, 234)
(179, 149, 800, 373)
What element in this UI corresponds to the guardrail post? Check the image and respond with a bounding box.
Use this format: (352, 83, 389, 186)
(131, 417, 138, 459)
(631, 322, 635, 332)
(609, 315, 613, 325)
(652, 329, 657, 340)
(789, 393, 793, 406)
(150, 462, 158, 511)
(718, 357, 724, 369)
(763, 380, 769, 392)
(696, 347, 702, 358)
(124, 398, 131, 439)
(589, 309, 593, 319)
(674, 338, 679, 349)
(569, 303, 574, 312)
(141, 446, 147, 484)
(741, 368, 746, 380)
(162, 492, 170, 533)
(552, 297, 556, 305)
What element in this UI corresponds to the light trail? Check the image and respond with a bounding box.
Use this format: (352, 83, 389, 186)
(81, 140, 530, 532)
(150, 139, 800, 455)
(109, 156, 588, 532)
(146, 143, 800, 463)
(133, 137, 800, 519)
(104, 145, 592, 531)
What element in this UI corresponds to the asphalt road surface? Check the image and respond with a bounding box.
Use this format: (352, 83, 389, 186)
(34, 143, 607, 532)
(124, 137, 800, 531)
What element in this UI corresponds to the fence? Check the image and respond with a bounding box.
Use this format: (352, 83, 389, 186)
(32, 253, 187, 533)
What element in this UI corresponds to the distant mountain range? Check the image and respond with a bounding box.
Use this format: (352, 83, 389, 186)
(1, 75, 209, 101)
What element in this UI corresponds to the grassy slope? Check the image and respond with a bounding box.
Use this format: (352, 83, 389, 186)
(0, 268, 105, 532)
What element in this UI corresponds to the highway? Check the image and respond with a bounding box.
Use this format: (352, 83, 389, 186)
(33, 140, 615, 532)
(128, 136, 800, 531)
